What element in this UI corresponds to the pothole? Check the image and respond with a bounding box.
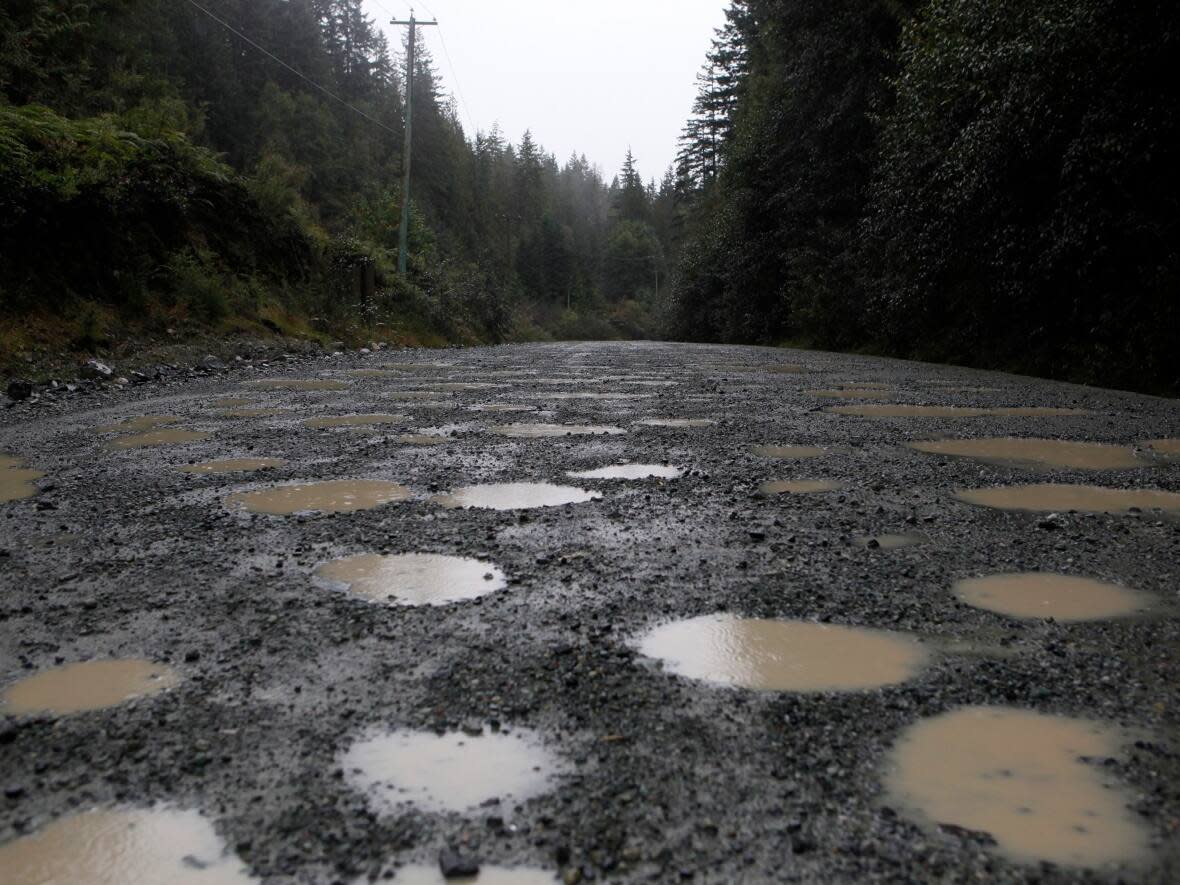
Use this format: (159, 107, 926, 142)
(636, 615, 927, 692)
(854, 533, 926, 550)
(104, 430, 211, 449)
(244, 378, 350, 391)
(885, 706, 1151, 867)
(433, 483, 600, 511)
(177, 458, 285, 475)
(635, 418, 715, 428)
(342, 727, 565, 814)
(93, 415, 180, 434)
(909, 438, 1149, 469)
(393, 865, 556, 885)
(952, 573, 1151, 621)
(808, 389, 891, 399)
(302, 414, 407, 429)
(226, 480, 412, 515)
(1, 659, 179, 715)
(491, 424, 625, 438)
(0, 807, 255, 884)
(955, 483, 1180, 513)
(830, 405, 1087, 418)
(567, 464, 683, 480)
(314, 553, 507, 606)
(0, 456, 44, 503)
(759, 479, 845, 495)
(750, 445, 825, 460)
(1147, 439, 1180, 456)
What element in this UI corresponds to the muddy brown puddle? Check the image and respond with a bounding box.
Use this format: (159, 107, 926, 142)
(0, 455, 44, 503)
(760, 479, 846, 495)
(434, 483, 600, 511)
(302, 414, 407, 429)
(1, 659, 179, 715)
(636, 615, 927, 692)
(342, 728, 565, 814)
(909, 438, 1149, 469)
(567, 464, 683, 480)
(885, 706, 1150, 867)
(953, 573, 1151, 621)
(0, 807, 255, 884)
(956, 483, 1180, 513)
(1148, 438, 1180, 456)
(105, 429, 211, 449)
(226, 480, 412, 515)
(314, 553, 506, 606)
(178, 459, 285, 475)
(750, 444, 825, 460)
(491, 423, 625, 438)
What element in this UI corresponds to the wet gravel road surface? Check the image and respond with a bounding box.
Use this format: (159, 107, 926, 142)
(1, 341, 1179, 883)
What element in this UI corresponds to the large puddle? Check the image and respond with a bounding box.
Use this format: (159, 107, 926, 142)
(952, 573, 1150, 621)
(434, 483, 600, 511)
(831, 405, 1087, 418)
(636, 615, 926, 692)
(491, 423, 625, 438)
(94, 415, 179, 434)
(314, 553, 506, 606)
(302, 414, 407, 429)
(1148, 439, 1180, 456)
(885, 706, 1150, 867)
(178, 459, 285, 475)
(955, 483, 1180, 514)
(750, 445, 825, 460)
(342, 728, 564, 814)
(1, 659, 179, 715)
(0, 807, 255, 884)
(0, 455, 44, 503)
(635, 418, 715, 428)
(245, 378, 349, 391)
(226, 480, 412, 515)
(909, 438, 1149, 469)
(393, 865, 555, 885)
(567, 464, 683, 480)
(759, 479, 846, 495)
(105, 430, 211, 449)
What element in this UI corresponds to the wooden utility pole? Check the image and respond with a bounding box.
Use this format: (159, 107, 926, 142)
(391, 9, 437, 276)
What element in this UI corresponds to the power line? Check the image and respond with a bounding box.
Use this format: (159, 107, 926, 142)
(182, 0, 400, 138)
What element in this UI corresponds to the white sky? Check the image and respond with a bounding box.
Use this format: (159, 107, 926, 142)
(364, 0, 729, 183)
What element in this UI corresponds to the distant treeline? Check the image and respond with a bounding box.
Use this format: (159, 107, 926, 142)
(669, 0, 1179, 393)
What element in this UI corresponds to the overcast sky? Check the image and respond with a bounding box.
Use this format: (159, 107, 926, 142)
(364, 0, 729, 183)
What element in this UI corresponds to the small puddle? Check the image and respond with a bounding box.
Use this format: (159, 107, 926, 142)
(635, 418, 715, 428)
(0, 807, 255, 884)
(396, 434, 450, 446)
(434, 483, 600, 511)
(342, 728, 565, 814)
(105, 430, 211, 449)
(955, 483, 1180, 514)
(314, 553, 506, 606)
(760, 479, 845, 495)
(94, 415, 179, 434)
(1148, 439, 1180, 456)
(636, 615, 926, 692)
(750, 445, 825, 460)
(491, 424, 625, 438)
(567, 464, 683, 480)
(226, 480, 412, 515)
(215, 408, 285, 418)
(244, 379, 349, 391)
(909, 438, 1149, 470)
(178, 458, 285, 475)
(1, 659, 179, 715)
(808, 389, 891, 399)
(302, 414, 407, 429)
(393, 865, 555, 885)
(952, 573, 1151, 621)
(885, 706, 1151, 867)
(830, 405, 1087, 418)
(854, 534, 926, 550)
(0, 456, 44, 503)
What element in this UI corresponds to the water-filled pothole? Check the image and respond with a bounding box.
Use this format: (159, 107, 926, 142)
(0, 455, 44, 503)
(226, 480, 412, 515)
(567, 464, 683, 480)
(302, 414, 407, 429)
(952, 573, 1150, 621)
(1148, 439, 1180, 456)
(635, 418, 715, 428)
(245, 379, 349, 391)
(636, 615, 926, 692)
(831, 405, 1087, 418)
(885, 706, 1150, 867)
(491, 424, 625, 438)
(750, 445, 825, 460)
(315, 553, 507, 606)
(0, 807, 255, 884)
(909, 438, 1149, 469)
(342, 728, 565, 814)
(178, 458, 285, 474)
(854, 534, 926, 550)
(955, 483, 1180, 513)
(1, 659, 179, 715)
(434, 483, 600, 511)
(759, 479, 845, 495)
(105, 430, 211, 449)
(94, 415, 179, 434)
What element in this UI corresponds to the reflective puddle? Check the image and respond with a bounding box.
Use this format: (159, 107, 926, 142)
(955, 483, 1180, 513)
(1148, 439, 1180, 456)
(342, 728, 565, 814)
(831, 405, 1087, 418)
(750, 444, 825, 460)
(854, 534, 926, 550)
(952, 573, 1150, 621)
(105, 430, 211, 449)
(567, 464, 683, 480)
(213, 398, 253, 408)
(178, 459, 285, 475)
(909, 438, 1148, 470)
(215, 408, 285, 418)
(302, 414, 406, 429)
(0, 807, 254, 884)
(226, 480, 412, 515)
(885, 706, 1150, 867)
(0, 456, 44, 503)
(637, 615, 926, 692)
(396, 434, 450, 446)
(434, 483, 601, 511)
(393, 865, 555, 885)
(491, 424, 625, 438)
(760, 479, 845, 495)
(314, 553, 507, 607)
(635, 418, 715, 428)
(808, 389, 891, 399)
(1, 659, 179, 715)
(244, 379, 349, 391)
(94, 415, 179, 434)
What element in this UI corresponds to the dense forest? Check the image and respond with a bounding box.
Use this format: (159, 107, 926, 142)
(670, 0, 1179, 392)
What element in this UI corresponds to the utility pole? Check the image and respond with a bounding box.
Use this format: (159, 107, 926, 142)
(391, 9, 437, 275)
